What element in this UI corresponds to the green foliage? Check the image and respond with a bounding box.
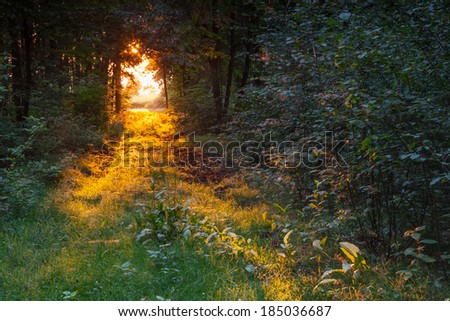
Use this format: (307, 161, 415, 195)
(64, 77, 108, 128)
(0, 164, 55, 217)
(401, 226, 438, 264)
(0, 201, 262, 300)
(7, 116, 47, 163)
(339, 242, 369, 270)
(314, 240, 370, 292)
(134, 185, 251, 258)
(229, 0, 449, 261)
(44, 114, 103, 153)
(0, 52, 10, 103)
(171, 80, 217, 130)
(135, 191, 192, 242)
(0, 116, 57, 217)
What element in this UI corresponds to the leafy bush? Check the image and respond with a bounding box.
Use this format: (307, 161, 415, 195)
(228, 1, 449, 262)
(0, 52, 10, 105)
(171, 80, 217, 130)
(64, 75, 108, 128)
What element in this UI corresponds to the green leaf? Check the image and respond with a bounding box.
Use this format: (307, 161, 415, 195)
(420, 239, 438, 244)
(404, 247, 416, 256)
(416, 254, 436, 263)
(274, 203, 290, 214)
(411, 233, 421, 241)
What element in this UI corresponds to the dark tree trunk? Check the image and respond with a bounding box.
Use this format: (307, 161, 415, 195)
(239, 1, 258, 89)
(0, 35, 4, 115)
(209, 0, 223, 121)
(9, 19, 24, 122)
(240, 4, 256, 89)
(224, 15, 236, 115)
(22, 16, 32, 120)
(209, 57, 222, 120)
(240, 31, 252, 88)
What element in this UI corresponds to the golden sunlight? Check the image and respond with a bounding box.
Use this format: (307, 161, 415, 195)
(121, 44, 163, 110)
(122, 58, 162, 97)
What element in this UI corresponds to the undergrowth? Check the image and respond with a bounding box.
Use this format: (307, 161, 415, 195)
(1, 110, 448, 301)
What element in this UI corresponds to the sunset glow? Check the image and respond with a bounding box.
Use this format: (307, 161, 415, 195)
(122, 58, 162, 97)
(121, 44, 162, 101)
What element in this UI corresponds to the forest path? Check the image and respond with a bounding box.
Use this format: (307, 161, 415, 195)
(1, 109, 300, 300)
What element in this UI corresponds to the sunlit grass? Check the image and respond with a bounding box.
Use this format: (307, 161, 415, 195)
(0, 110, 265, 301)
(123, 110, 179, 138)
(1, 109, 447, 301)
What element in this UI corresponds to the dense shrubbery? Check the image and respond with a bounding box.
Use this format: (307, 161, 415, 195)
(171, 81, 217, 131)
(224, 2, 449, 268)
(0, 74, 106, 218)
(64, 76, 109, 128)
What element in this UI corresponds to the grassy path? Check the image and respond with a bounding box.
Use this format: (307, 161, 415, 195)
(0, 110, 289, 300)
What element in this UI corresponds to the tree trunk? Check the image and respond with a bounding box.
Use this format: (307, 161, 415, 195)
(224, 16, 236, 115)
(22, 16, 32, 120)
(209, 58, 222, 119)
(240, 30, 252, 88)
(9, 19, 23, 122)
(0, 34, 5, 115)
(240, 3, 256, 90)
(209, 0, 223, 120)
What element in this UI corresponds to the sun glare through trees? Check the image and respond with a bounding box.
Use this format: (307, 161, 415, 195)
(120, 43, 163, 111)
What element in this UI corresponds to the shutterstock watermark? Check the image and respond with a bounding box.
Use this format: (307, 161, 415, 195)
(102, 131, 348, 169)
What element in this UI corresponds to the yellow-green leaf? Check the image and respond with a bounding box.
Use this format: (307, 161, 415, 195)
(283, 230, 293, 245)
